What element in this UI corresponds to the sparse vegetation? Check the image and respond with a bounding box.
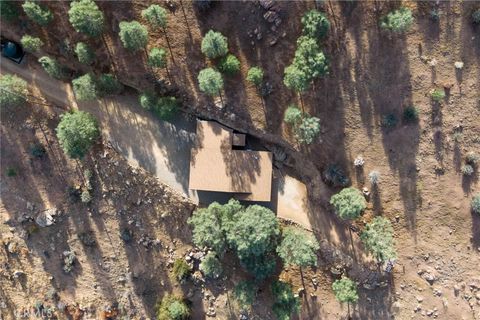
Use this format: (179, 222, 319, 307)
(360, 216, 396, 263)
(68, 0, 104, 37)
(22, 1, 53, 26)
(380, 7, 414, 33)
(21, 35, 43, 53)
(74, 42, 95, 65)
(119, 21, 148, 51)
(56, 110, 100, 159)
(172, 259, 191, 282)
(0, 74, 28, 109)
(201, 30, 228, 59)
(330, 187, 366, 220)
(218, 54, 241, 76)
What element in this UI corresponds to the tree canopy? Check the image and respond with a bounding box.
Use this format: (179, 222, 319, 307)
(301, 9, 330, 39)
(472, 194, 480, 215)
(119, 21, 148, 51)
(360, 216, 396, 263)
(277, 227, 319, 268)
(296, 115, 321, 145)
(72, 74, 98, 101)
(380, 7, 414, 33)
(56, 110, 100, 159)
(74, 42, 95, 65)
(246, 66, 264, 86)
(234, 281, 256, 312)
(148, 47, 167, 68)
(283, 64, 310, 93)
(294, 36, 328, 80)
(68, 0, 104, 37)
(284, 105, 303, 125)
(271, 281, 301, 320)
(330, 187, 366, 220)
(218, 54, 241, 76)
(38, 56, 66, 80)
(156, 294, 189, 320)
(21, 35, 43, 52)
(197, 68, 223, 96)
(141, 4, 167, 29)
(22, 1, 53, 26)
(0, 74, 28, 109)
(201, 30, 228, 59)
(199, 251, 222, 279)
(332, 276, 359, 304)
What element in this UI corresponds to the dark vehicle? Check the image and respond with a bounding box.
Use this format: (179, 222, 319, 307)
(1, 37, 25, 64)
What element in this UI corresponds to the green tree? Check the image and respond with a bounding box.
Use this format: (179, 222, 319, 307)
(199, 251, 222, 279)
(380, 7, 414, 33)
(156, 294, 189, 320)
(56, 110, 100, 159)
(201, 30, 228, 59)
(198, 67, 223, 96)
(97, 74, 123, 96)
(148, 47, 167, 68)
(332, 276, 359, 318)
(218, 54, 240, 76)
(38, 56, 66, 79)
(141, 4, 167, 29)
(234, 281, 256, 312)
(472, 194, 480, 215)
(22, 1, 53, 26)
(119, 21, 148, 51)
(271, 281, 300, 320)
(154, 97, 178, 121)
(72, 74, 98, 101)
(330, 187, 366, 220)
(139, 91, 157, 111)
(277, 227, 319, 268)
(68, 0, 104, 37)
(21, 35, 43, 52)
(301, 9, 330, 39)
(283, 64, 310, 93)
(296, 116, 321, 145)
(360, 216, 396, 263)
(0, 74, 28, 109)
(294, 36, 328, 80)
(1, 1, 18, 22)
(74, 42, 94, 65)
(284, 105, 303, 125)
(246, 66, 264, 86)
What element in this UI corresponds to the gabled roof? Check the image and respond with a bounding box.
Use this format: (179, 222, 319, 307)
(189, 120, 272, 201)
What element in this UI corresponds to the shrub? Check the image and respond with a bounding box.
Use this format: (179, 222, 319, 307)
(277, 227, 319, 268)
(141, 4, 167, 29)
(198, 68, 223, 96)
(38, 56, 66, 80)
(301, 9, 330, 39)
(0, 74, 28, 109)
(296, 116, 321, 145)
(97, 74, 123, 96)
(429, 8, 440, 21)
(330, 187, 366, 220)
(323, 164, 349, 187)
(218, 54, 240, 76)
(201, 30, 228, 59)
(6, 167, 17, 177)
(199, 251, 222, 279)
(380, 7, 413, 33)
(29, 143, 46, 158)
(119, 21, 148, 51)
(21, 35, 43, 52)
(234, 281, 256, 312)
(148, 47, 167, 68)
(354, 155, 365, 167)
(283, 64, 309, 93)
(81, 190, 92, 203)
(56, 110, 99, 159)
(68, 0, 104, 37)
(284, 105, 303, 125)
(72, 74, 98, 101)
(172, 259, 191, 282)
(360, 216, 396, 263)
(472, 9, 480, 24)
(403, 106, 419, 122)
(22, 1, 53, 26)
(431, 88, 445, 102)
(466, 152, 479, 165)
(472, 194, 480, 214)
(62, 251, 76, 273)
(246, 66, 264, 86)
(156, 294, 189, 320)
(271, 281, 300, 320)
(153, 96, 178, 121)
(139, 92, 157, 111)
(74, 42, 94, 65)
(332, 276, 359, 305)
(381, 113, 397, 128)
(461, 164, 474, 176)
(1, 1, 18, 22)
(368, 170, 380, 185)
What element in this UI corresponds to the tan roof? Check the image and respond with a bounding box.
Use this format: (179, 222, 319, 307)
(189, 120, 272, 201)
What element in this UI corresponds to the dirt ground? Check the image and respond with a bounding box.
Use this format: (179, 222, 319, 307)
(1, 1, 480, 320)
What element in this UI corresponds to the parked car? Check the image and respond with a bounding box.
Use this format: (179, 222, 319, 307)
(1, 37, 25, 64)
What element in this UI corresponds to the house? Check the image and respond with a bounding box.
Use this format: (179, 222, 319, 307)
(189, 120, 273, 202)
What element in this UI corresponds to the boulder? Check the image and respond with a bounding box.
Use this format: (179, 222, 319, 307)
(35, 208, 59, 227)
